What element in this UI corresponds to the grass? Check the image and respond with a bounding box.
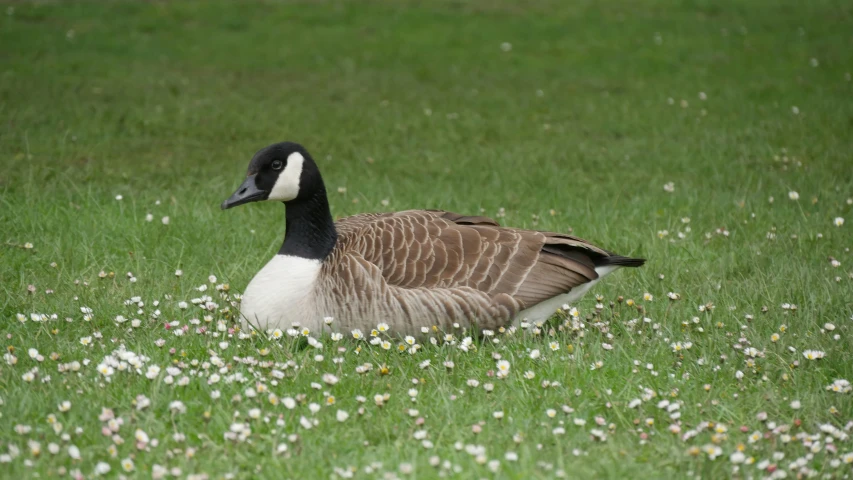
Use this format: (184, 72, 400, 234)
(2, 0, 853, 477)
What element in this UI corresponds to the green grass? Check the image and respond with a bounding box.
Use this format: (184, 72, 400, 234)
(2, 0, 853, 478)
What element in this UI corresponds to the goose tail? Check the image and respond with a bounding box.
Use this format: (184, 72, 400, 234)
(597, 255, 646, 268)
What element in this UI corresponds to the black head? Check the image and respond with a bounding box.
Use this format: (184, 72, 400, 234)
(221, 142, 322, 210)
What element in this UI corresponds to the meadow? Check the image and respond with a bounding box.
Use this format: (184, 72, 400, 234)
(1, 0, 852, 478)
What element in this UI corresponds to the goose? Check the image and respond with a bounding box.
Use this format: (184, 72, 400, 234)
(222, 141, 645, 336)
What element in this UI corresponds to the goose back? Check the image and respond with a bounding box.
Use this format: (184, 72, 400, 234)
(310, 210, 623, 333)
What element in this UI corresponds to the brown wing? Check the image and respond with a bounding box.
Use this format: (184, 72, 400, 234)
(335, 210, 612, 308)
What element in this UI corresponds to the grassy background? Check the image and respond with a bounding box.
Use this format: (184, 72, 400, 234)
(1, 0, 852, 478)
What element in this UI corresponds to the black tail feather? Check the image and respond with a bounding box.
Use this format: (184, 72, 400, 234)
(597, 255, 646, 268)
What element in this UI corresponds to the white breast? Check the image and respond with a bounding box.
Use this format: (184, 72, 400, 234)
(239, 255, 322, 331)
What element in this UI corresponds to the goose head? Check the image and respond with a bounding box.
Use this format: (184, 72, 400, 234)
(221, 142, 322, 210)
(222, 141, 337, 260)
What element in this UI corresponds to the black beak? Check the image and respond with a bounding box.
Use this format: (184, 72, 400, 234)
(221, 174, 266, 210)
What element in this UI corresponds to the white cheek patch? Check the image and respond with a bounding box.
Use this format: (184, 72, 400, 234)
(268, 152, 304, 202)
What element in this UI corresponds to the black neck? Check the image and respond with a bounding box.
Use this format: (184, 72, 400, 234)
(278, 185, 337, 260)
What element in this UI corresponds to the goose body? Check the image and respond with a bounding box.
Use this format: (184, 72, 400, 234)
(223, 142, 645, 336)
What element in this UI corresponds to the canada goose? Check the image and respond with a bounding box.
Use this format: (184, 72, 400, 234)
(222, 142, 645, 336)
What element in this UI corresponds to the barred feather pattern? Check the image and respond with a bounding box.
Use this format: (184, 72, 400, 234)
(298, 210, 618, 335)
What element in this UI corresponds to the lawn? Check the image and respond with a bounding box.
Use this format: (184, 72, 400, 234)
(1, 0, 852, 478)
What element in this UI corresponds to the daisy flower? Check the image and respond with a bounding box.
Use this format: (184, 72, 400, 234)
(803, 350, 826, 360)
(169, 400, 187, 414)
(94, 462, 111, 475)
(826, 379, 851, 393)
(496, 360, 510, 378)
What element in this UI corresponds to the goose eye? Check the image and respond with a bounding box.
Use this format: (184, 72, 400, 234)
(271, 160, 284, 171)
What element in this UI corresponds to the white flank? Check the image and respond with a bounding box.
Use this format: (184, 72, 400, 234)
(240, 254, 321, 331)
(515, 266, 620, 324)
(267, 152, 304, 202)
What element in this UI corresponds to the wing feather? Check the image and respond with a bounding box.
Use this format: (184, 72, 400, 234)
(335, 210, 614, 309)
